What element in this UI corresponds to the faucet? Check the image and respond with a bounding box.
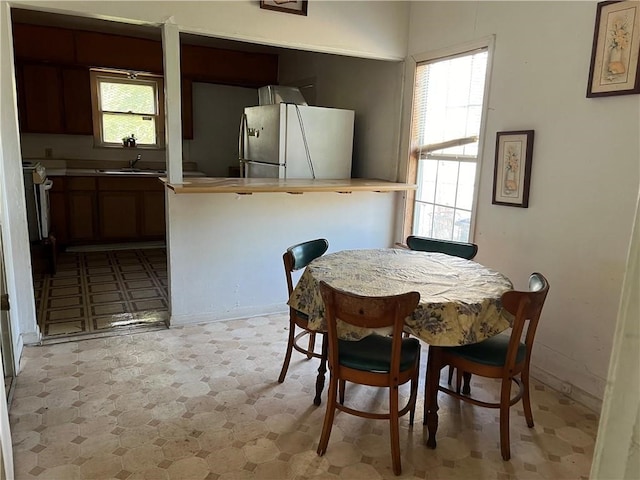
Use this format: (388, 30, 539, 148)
(129, 154, 141, 169)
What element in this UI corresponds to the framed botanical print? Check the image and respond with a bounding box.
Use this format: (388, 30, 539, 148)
(587, 1, 640, 97)
(492, 130, 535, 208)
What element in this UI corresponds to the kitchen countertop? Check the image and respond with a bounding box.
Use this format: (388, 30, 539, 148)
(162, 177, 416, 194)
(47, 168, 205, 178)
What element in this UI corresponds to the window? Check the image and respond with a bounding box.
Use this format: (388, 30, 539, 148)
(407, 45, 490, 242)
(90, 69, 165, 148)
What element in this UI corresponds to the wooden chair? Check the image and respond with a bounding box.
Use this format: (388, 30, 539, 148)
(317, 281, 421, 476)
(278, 238, 329, 383)
(406, 235, 478, 386)
(427, 272, 549, 460)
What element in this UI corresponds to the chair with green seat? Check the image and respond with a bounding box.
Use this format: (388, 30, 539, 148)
(317, 281, 421, 476)
(406, 235, 478, 386)
(278, 238, 329, 383)
(406, 235, 478, 260)
(427, 272, 550, 460)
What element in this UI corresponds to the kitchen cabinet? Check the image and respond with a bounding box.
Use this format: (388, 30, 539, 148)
(51, 176, 165, 246)
(12, 22, 279, 138)
(97, 177, 165, 242)
(74, 31, 164, 74)
(67, 177, 99, 243)
(12, 24, 75, 64)
(17, 63, 92, 135)
(61, 68, 93, 135)
(181, 44, 278, 87)
(19, 64, 64, 134)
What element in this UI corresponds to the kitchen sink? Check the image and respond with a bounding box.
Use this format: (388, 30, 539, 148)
(96, 168, 166, 176)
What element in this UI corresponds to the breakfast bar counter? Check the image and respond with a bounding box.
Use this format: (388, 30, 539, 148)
(161, 177, 416, 194)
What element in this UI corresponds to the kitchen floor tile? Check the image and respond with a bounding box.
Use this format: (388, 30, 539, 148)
(35, 248, 168, 339)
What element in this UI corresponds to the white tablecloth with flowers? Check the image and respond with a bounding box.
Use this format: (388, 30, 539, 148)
(288, 248, 513, 346)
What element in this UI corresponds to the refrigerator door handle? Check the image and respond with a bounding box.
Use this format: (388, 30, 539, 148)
(239, 113, 247, 177)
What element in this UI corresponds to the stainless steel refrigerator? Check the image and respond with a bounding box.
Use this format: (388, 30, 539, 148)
(239, 104, 354, 179)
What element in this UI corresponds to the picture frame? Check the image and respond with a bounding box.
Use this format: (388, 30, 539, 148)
(492, 130, 535, 208)
(260, 0, 308, 16)
(587, 1, 640, 97)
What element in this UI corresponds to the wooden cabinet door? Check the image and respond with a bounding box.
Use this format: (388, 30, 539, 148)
(62, 68, 93, 135)
(67, 177, 97, 243)
(75, 31, 163, 74)
(12, 24, 75, 64)
(141, 191, 165, 237)
(20, 64, 64, 133)
(68, 191, 97, 242)
(98, 191, 139, 240)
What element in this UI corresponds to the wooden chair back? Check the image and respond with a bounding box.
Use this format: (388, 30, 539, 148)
(500, 272, 550, 371)
(319, 281, 419, 377)
(283, 238, 329, 295)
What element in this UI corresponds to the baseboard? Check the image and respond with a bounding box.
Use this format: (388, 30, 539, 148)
(66, 241, 166, 253)
(531, 365, 603, 414)
(169, 305, 287, 326)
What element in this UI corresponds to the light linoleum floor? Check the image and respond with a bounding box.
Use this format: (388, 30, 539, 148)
(10, 315, 597, 479)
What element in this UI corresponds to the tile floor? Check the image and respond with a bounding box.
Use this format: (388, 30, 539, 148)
(10, 315, 597, 479)
(33, 249, 169, 339)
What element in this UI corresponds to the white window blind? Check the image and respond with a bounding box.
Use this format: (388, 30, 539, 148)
(410, 48, 489, 242)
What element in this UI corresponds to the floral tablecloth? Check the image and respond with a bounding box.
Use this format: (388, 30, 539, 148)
(288, 248, 514, 346)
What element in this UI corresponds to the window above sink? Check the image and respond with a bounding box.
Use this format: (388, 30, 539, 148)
(90, 69, 165, 150)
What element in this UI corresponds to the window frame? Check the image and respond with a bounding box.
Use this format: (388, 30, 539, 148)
(89, 69, 165, 149)
(399, 36, 495, 244)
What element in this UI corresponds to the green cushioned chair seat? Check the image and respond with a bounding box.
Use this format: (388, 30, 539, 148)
(446, 334, 526, 367)
(338, 335, 420, 372)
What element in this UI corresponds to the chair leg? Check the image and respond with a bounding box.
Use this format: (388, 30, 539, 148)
(317, 375, 339, 456)
(278, 319, 296, 383)
(408, 351, 420, 426)
(455, 369, 462, 393)
(408, 367, 419, 426)
(499, 377, 512, 461)
(462, 372, 472, 395)
(339, 379, 346, 405)
(521, 368, 534, 428)
(389, 384, 401, 475)
(448, 366, 454, 385)
(307, 332, 316, 359)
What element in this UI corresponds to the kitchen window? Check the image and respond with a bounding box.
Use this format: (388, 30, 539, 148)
(406, 42, 492, 242)
(90, 69, 165, 148)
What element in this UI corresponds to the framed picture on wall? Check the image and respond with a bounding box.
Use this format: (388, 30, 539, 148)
(492, 130, 535, 208)
(587, 0, 640, 97)
(260, 1, 308, 16)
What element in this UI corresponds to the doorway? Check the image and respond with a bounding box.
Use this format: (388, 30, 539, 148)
(33, 245, 168, 342)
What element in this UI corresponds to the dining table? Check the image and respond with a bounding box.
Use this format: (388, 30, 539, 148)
(287, 247, 514, 449)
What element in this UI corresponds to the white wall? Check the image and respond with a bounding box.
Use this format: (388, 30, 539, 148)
(406, 1, 640, 408)
(188, 83, 257, 177)
(278, 51, 405, 180)
(167, 191, 399, 324)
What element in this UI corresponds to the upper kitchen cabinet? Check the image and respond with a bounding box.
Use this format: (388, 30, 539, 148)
(181, 44, 278, 88)
(75, 31, 164, 74)
(16, 63, 93, 135)
(12, 24, 75, 64)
